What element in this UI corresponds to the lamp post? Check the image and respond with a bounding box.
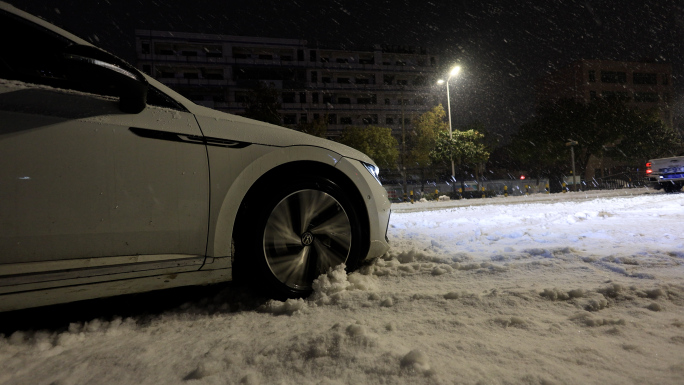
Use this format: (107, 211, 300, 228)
(437, 65, 461, 185)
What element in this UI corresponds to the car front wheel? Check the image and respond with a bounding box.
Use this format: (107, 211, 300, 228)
(243, 176, 364, 299)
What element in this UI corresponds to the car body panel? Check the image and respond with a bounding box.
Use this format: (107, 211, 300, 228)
(0, 79, 210, 263)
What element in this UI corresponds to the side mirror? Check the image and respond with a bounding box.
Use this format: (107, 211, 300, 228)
(61, 45, 148, 113)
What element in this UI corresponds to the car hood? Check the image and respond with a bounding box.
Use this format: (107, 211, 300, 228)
(144, 76, 375, 166)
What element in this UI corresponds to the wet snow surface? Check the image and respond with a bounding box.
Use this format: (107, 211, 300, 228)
(2, 189, 684, 385)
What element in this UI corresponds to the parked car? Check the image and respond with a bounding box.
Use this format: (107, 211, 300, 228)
(0, 2, 391, 311)
(646, 154, 684, 193)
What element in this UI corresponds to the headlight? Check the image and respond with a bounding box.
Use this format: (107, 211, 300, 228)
(361, 162, 382, 185)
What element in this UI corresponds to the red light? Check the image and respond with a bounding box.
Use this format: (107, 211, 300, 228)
(646, 169, 652, 174)
(520, 175, 526, 180)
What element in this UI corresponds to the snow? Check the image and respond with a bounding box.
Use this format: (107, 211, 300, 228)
(2, 189, 684, 385)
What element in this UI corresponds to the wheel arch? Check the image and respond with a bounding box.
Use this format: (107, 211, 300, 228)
(208, 146, 370, 262)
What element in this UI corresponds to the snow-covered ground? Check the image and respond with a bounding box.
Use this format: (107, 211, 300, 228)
(2, 189, 684, 385)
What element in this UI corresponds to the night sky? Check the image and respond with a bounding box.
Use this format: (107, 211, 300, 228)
(10, 0, 684, 137)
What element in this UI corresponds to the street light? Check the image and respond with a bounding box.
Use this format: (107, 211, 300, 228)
(437, 65, 461, 183)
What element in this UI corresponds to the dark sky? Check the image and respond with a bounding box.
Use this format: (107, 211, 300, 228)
(10, 0, 684, 137)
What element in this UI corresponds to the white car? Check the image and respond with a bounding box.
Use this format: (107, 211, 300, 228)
(0, 2, 391, 311)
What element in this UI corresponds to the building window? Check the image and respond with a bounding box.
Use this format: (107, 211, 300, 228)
(633, 72, 657, 85)
(340, 117, 352, 124)
(588, 70, 595, 82)
(204, 71, 224, 80)
(384, 98, 390, 105)
(337, 77, 350, 84)
(336, 58, 348, 63)
(310, 50, 317, 62)
(212, 95, 226, 103)
(589, 90, 597, 100)
(182, 51, 197, 57)
(327, 114, 337, 124)
(662, 74, 669, 85)
(337, 97, 351, 104)
(183, 72, 199, 79)
(283, 114, 297, 124)
(297, 50, 304, 61)
(600, 71, 626, 83)
(322, 77, 332, 84)
(312, 93, 319, 103)
(141, 43, 150, 54)
(383, 75, 395, 85)
(159, 49, 174, 55)
(281, 55, 293, 61)
(282, 92, 296, 103)
(311, 71, 318, 82)
(601, 91, 630, 101)
(355, 77, 370, 84)
(362, 115, 378, 125)
(323, 94, 333, 104)
(235, 92, 248, 103)
(300, 114, 307, 123)
(386, 117, 394, 125)
(396, 79, 408, 85)
(299, 92, 306, 103)
(634, 92, 659, 103)
(357, 97, 371, 104)
(258, 54, 273, 60)
(313, 113, 320, 121)
(359, 56, 374, 65)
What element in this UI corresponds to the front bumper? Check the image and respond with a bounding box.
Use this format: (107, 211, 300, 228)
(335, 157, 391, 260)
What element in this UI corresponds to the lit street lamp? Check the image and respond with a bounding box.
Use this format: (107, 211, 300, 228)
(437, 65, 461, 183)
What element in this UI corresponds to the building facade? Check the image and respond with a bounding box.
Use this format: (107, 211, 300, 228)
(135, 30, 441, 137)
(538, 59, 673, 127)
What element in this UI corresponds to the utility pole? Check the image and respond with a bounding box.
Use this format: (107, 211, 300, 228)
(401, 88, 407, 201)
(566, 140, 578, 191)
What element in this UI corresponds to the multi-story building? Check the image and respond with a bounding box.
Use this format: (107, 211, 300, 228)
(134, 30, 441, 137)
(538, 59, 673, 127)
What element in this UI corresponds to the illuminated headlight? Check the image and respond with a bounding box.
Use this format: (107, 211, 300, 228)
(361, 162, 382, 185)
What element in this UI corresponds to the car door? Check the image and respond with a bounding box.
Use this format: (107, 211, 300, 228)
(0, 9, 209, 281)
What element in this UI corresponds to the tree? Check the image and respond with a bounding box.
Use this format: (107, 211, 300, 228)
(410, 104, 448, 169)
(336, 126, 399, 169)
(509, 98, 682, 182)
(430, 129, 490, 168)
(611, 110, 682, 161)
(430, 129, 490, 192)
(242, 82, 282, 125)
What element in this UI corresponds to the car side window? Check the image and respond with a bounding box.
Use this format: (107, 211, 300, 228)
(0, 10, 124, 100)
(0, 10, 73, 87)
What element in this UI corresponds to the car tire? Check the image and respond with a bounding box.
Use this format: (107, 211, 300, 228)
(240, 175, 364, 299)
(662, 183, 682, 193)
